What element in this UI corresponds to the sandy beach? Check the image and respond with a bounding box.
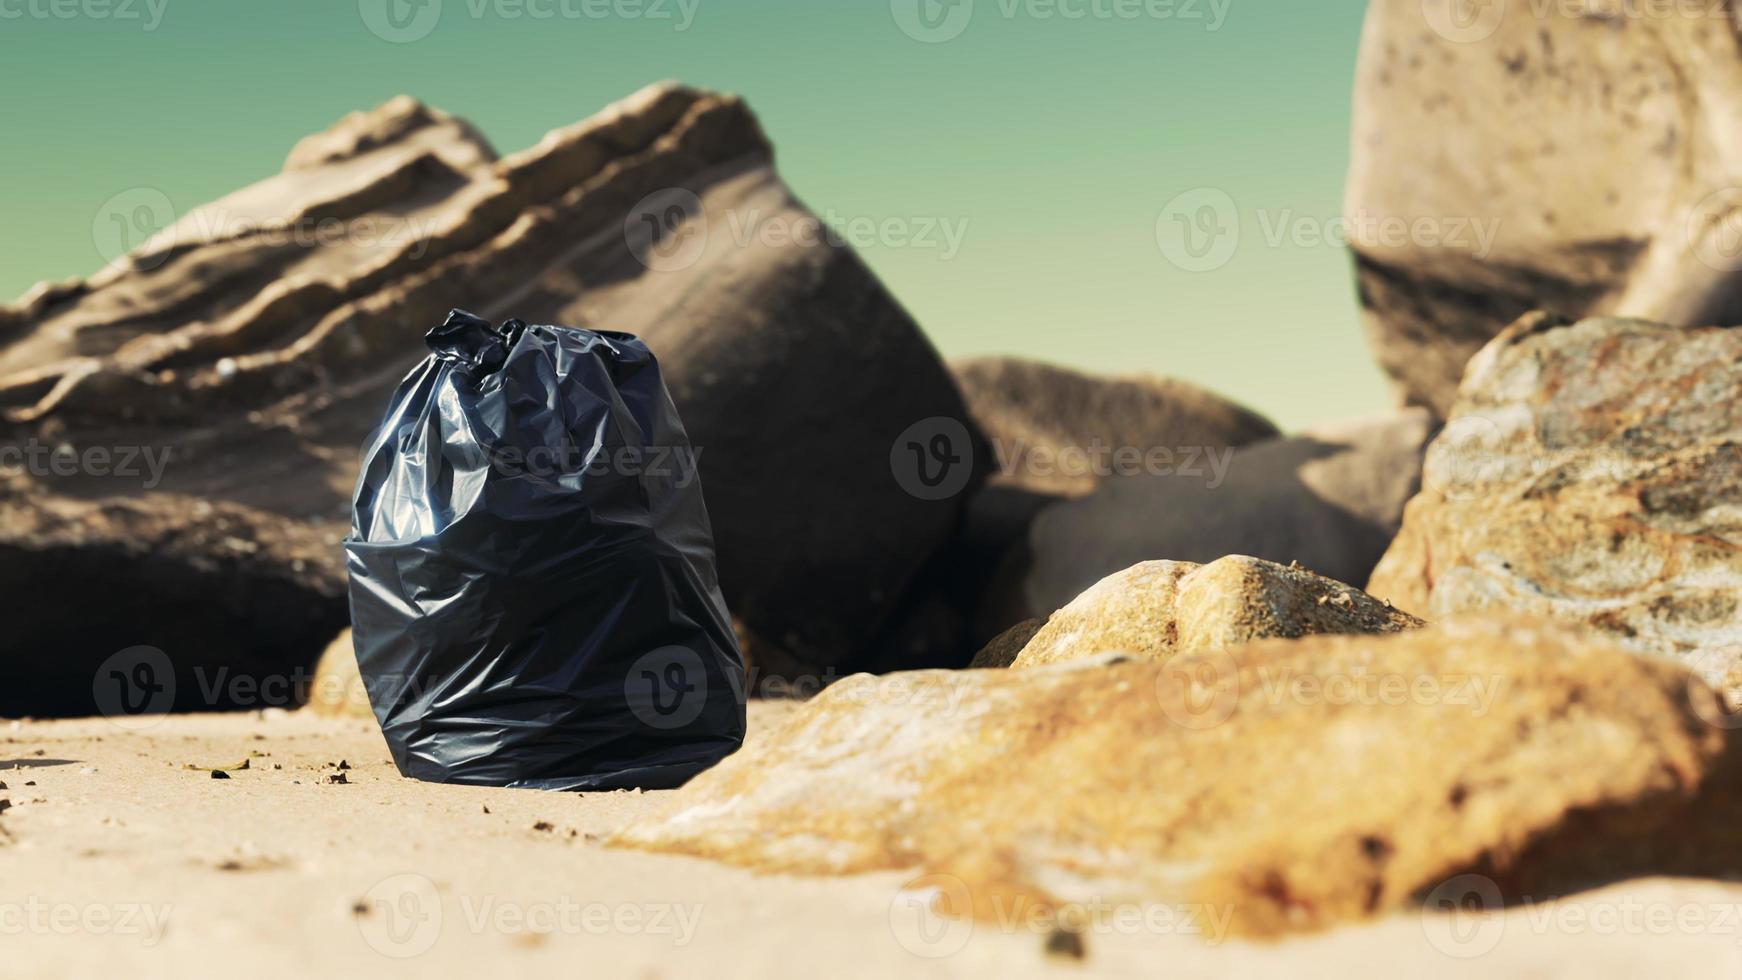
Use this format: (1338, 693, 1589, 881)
(6, 703, 1740, 979)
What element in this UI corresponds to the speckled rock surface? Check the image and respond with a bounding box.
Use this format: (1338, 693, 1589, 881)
(1347, 2, 1742, 414)
(1012, 556, 1420, 668)
(612, 618, 1742, 937)
(1369, 315, 1742, 704)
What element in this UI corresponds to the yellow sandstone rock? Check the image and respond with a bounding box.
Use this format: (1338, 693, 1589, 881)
(1013, 555, 1421, 668)
(613, 618, 1742, 937)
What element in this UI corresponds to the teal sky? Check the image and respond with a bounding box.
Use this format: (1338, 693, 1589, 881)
(0, 0, 1385, 429)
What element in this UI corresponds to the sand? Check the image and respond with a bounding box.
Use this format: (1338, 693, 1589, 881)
(6, 704, 1742, 979)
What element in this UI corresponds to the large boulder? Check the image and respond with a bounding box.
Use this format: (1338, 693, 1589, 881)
(951, 356, 1277, 497)
(1346, 1, 1742, 415)
(1012, 556, 1420, 669)
(613, 618, 1742, 937)
(1000, 410, 1436, 623)
(0, 83, 976, 713)
(0, 486, 347, 717)
(1368, 314, 1742, 705)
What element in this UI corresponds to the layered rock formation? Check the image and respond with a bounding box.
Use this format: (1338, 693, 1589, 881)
(0, 83, 979, 713)
(1368, 314, 1742, 704)
(1011, 556, 1420, 669)
(613, 618, 1742, 937)
(999, 410, 1436, 623)
(1347, 1, 1742, 414)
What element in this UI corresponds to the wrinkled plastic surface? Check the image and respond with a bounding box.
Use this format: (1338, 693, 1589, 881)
(346, 310, 746, 791)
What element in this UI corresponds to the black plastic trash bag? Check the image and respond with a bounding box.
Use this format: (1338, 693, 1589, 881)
(345, 309, 746, 791)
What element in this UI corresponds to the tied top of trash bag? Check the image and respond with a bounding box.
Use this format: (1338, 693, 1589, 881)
(352, 309, 666, 544)
(422, 308, 639, 378)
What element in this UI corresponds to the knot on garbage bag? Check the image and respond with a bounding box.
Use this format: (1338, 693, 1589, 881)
(425, 309, 528, 374)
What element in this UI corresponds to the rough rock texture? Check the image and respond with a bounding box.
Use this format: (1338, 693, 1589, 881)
(1, 83, 977, 711)
(997, 410, 1436, 623)
(951, 357, 1277, 497)
(1347, 1, 1742, 415)
(966, 618, 1046, 669)
(613, 618, 1742, 937)
(0, 484, 348, 717)
(1012, 556, 1420, 668)
(1368, 314, 1742, 704)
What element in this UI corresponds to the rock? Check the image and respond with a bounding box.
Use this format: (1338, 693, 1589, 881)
(967, 618, 1046, 669)
(303, 629, 372, 719)
(0, 83, 977, 711)
(1012, 556, 1420, 668)
(952, 357, 1276, 497)
(0, 488, 346, 717)
(612, 618, 1742, 937)
(1368, 314, 1742, 705)
(1347, 2, 1742, 415)
(1002, 410, 1436, 622)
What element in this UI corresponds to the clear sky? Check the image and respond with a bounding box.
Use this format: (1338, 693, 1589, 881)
(0, 0, 1388, 429)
